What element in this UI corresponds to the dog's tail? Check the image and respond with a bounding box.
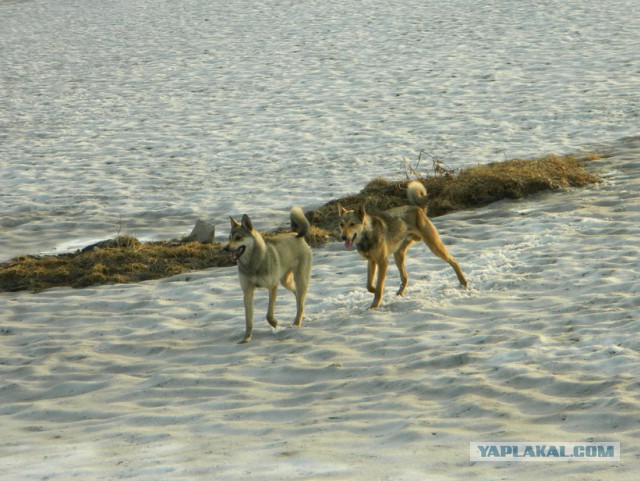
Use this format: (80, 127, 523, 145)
(290, 206, 310, 238)
(407, 181, 428, 210)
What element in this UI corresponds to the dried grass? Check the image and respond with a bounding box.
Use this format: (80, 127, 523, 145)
(308, 152, 600, 237)
(0, 153, 600, 292)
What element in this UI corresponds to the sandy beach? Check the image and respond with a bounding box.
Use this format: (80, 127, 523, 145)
(2, 0, 640, 479)
(2, 143, 639, 480)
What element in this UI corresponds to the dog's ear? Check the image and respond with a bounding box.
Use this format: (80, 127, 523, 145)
(229, 216, 241, 228)
(356, 205, 366, 220)
(338, 204, 349, 216)
(241, 214, 254, 231)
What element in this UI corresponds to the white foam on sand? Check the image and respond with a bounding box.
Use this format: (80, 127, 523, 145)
(1, 0, 640, 479)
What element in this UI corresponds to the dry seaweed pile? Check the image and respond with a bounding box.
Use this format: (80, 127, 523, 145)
(0, 153, 600, 292)
(1, 239, 231, 292)
(308, 153, 600, 234)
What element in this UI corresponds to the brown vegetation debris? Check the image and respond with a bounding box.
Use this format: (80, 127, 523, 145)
(0, 153, 600, 292)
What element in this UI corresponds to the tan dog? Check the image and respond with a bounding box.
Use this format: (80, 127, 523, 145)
(338, 181, 467, 308)
(224, 207, 312, 343)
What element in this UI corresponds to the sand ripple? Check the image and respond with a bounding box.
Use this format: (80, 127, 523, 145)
(2, 141, 639, 479)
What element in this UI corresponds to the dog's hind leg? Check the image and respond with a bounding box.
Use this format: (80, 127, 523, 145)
(266, 286, 279, 328)
(394, 239, 413, 296)
(281, 270, 296, 293)
(448, 257, 467, 287)
(292, 267, 310, 327)
(281, 270, 303, 326)
(418, 213, 468, 287)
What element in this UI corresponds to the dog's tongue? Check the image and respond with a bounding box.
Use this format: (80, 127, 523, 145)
(344, 239, 353, 249)
(229, 246, 245, 262)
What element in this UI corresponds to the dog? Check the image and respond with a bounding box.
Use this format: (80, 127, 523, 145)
(224, 207, 312, 343)
(338, 181, 467, 309)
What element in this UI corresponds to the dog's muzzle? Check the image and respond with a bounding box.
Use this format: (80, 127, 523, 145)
(342, 233, 357, 249)
(224, 245, 246, 263)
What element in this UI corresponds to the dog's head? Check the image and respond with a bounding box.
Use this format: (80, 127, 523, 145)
(224, 214, 254, 263)
(337, 205, 367, 249)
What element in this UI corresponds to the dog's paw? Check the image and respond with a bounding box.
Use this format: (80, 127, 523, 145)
(267, 318, 278, 328)
(237, 336, 251, 344)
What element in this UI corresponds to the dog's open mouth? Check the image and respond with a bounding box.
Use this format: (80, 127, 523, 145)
(344, 234, 356, 249)
(228, 245, 246, 262)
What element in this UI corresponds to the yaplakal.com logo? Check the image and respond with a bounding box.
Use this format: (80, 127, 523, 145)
(470, 442, 620, 462)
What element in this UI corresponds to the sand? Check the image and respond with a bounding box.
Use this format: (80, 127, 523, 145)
(1, 0, 640, 479)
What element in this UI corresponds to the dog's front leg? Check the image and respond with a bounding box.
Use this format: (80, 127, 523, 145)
(370, 259, 387, 309)
(240, 285, 255, 344)
(266, 286, 278, 328)
(367, 259, 377, 293)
